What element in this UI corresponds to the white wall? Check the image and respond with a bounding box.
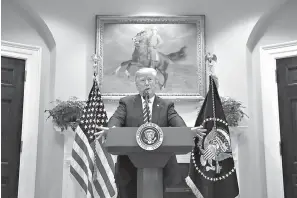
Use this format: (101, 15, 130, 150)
(247, 0, 297, 198)
(2, 1, 64, 198)
(16, 0, 284, 134)
(20, 0, 281, 104)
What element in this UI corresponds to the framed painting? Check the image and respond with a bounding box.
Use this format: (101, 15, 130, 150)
(95, 15, 206, 100)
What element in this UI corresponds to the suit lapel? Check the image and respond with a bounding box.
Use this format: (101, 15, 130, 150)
(133, 94, 144, 126)
(152, 96, 162, 125)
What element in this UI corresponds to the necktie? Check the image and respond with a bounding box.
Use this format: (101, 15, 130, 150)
(143, 99, 151, 123)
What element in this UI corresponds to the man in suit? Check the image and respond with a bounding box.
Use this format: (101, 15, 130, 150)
(96, 68, 206, 198)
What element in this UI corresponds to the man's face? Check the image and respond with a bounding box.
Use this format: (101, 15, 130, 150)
(135, 72, 158, 98)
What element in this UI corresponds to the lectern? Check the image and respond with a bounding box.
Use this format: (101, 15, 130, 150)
(105, 127, 193, 198)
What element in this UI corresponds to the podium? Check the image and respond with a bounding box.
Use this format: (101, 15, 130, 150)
(105, 127, 193, 198)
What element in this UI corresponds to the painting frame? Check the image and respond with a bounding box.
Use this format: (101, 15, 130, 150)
(95, 15, 206, 100)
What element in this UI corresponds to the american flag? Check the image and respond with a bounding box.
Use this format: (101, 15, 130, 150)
(70, 79, 117, 198)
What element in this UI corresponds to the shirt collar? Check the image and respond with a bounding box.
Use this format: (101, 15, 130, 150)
(141, 95, 155, 104)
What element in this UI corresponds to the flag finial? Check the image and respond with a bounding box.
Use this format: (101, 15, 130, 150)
(205, 52, 217, 75)
(91, 53, 102, 84)
(205, 52, 219, 89)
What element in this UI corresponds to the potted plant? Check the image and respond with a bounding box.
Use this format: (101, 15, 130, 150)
(196, 96, 248, 127)
(45, 96, 86, 132)
(221, 97, 248, 127)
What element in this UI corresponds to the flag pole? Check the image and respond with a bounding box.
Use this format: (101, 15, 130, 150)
(206, 52, 222, 173)
(90, 53, 101, 181)
(205, 52, 218, 130)
(205, 51, 219, 128)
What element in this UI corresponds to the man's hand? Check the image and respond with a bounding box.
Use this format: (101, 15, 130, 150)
(94, 126, 116, 141)
(94, 126, 109, 140)
(191, 126, 207, 140)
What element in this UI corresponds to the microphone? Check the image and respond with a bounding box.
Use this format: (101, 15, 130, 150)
(143, 89, 149, 98)
(143, 90, 149, 102)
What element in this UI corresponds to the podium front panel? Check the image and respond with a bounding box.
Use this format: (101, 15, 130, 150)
(105, 127, 193, 155)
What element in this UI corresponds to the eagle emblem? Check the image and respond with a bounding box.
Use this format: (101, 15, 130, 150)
(143, 129, 157, 144)
(197, 126, 232, 174)
(136, 123, 163, 151)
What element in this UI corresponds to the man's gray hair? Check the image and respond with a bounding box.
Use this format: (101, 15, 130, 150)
(135, 68, 158, 81)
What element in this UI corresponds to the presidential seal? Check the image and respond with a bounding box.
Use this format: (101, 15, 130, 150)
(136, 123, 164, 151)
(191, 117, 236, 182)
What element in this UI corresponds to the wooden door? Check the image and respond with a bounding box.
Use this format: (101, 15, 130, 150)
(1, 56, 26, 198)
(276, 56, 297, 198)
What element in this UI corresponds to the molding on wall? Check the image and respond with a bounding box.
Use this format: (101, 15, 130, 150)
(102, 95, 205, 102)
(1, 40, 42, 198)
(260, 40, 297, 198)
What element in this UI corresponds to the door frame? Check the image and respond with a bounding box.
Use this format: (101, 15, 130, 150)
(259, 40, 297, 198)
(1, 40, 42, 198)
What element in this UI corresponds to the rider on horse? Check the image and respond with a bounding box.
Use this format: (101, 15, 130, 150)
(147, 26, 163, 68)
(115, 28, 186, 90)
(132, 27, 163, 69)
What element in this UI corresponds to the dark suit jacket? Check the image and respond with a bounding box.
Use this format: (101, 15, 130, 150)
(108, 94, 187, 192)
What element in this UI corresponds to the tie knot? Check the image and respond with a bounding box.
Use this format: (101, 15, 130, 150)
(143, 97, 151, 103)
